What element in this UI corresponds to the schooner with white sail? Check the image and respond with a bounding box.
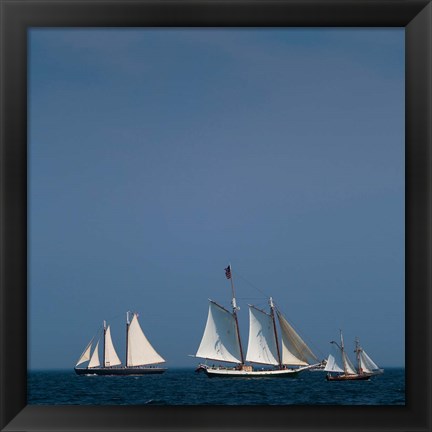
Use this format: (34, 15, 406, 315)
(324, 330, 383, 381)
(194, 265, 322, 377)
(75, 311, 166, 375)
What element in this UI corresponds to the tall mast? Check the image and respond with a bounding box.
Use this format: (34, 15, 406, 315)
(103, 320, 107, 368)
(269, 298, 282, 368)
(225, 264, 245, 364)
(125, 311, 130, 367)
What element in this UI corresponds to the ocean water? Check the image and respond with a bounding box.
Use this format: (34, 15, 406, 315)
(28, 368, 405, 405)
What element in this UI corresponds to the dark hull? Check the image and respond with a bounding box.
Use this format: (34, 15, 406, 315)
(326, 373, 371, 381)
(74, 367, 166, 376)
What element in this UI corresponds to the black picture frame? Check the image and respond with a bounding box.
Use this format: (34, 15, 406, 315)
(1, 1, 430, 431)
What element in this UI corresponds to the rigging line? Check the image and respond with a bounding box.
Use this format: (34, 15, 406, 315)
(237, 297, 266, 300)
(235, 272, 270, 299)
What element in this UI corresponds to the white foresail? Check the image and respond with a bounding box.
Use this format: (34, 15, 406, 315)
(127, 313, 165, 366)
(76, 339, 93, 367)
(104, 325, 122, 367)
(195, 301, 242, 364)
(323, 354, 344, 372)
(277, 310, 318, 366)
(88, 340, 101, 368)
(359, 350, 380, 373)
(245, 306, 279, 366)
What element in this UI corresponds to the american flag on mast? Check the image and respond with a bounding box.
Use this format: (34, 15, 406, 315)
(224, 265, 232, 280)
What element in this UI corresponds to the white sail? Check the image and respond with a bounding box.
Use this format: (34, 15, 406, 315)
(342, 350, 357, 375)
(75, 338, 93, 367)
(359, 350, 380, 373)
(127, 313, 165, 366)
(277, 310, 318, 366)
(104, 325, 122, 367)
(88, 340, 100, 368)
(245, 306, 279, 366)
(324, 354, 344, 372)
(196, 301, 242, 364)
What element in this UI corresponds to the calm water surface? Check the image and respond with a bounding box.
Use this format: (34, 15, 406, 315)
(28, 368, 405, 405)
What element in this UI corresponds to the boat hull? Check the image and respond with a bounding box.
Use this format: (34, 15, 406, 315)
(326, 373, 371, 381)
(206, 369, 299, 378)
(74, 367, 166, 376)
(197, 364, 312, 378)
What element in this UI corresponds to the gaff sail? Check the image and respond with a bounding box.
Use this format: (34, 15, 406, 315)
(195, 300, 242, 364)
(245, 305, 279, 366)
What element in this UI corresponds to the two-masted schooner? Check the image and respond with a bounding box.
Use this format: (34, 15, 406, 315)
(324, 330, 383, 381)
(74, 311, 166, 375)
(194, 265, 322, 377)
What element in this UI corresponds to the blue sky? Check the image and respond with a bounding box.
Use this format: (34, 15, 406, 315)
(28, 28, 404, 369)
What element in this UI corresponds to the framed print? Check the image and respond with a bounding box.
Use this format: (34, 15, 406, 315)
(1, 1, 431, 431)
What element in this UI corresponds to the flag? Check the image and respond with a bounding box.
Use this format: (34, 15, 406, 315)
(224, 265, 231, 280)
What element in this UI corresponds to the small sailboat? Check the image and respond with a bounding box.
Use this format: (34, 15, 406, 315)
(74, 311, 166, 375)
(324, 330, 382, 381)
(194, 265, 322, 377)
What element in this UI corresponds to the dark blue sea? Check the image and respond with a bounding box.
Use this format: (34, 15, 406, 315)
(28, 368, 404, 406)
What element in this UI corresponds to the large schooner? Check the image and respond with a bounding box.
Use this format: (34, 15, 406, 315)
(74, 311, 166, 375)
(194, 265, 322, 377)
(324, 330, 383, 381)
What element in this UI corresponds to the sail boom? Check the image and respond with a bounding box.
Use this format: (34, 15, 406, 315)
(139, 360, 166, 366)
(247, 360, 280, 366)
(196, 356, 240, 365)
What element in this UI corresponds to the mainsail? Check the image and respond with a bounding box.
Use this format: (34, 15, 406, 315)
(88, 340, 101, 368)
(277, 310, 318, 366)
(195, 300, 242, 364)
(245, 306, 279, 366)
(104, 325, 122, 367)
(342, 350, 357, 375)
(127, 313, 165, 366)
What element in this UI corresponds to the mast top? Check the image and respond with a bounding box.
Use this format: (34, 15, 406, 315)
(269, 297, 275, 308)
(339, 329, 344, 349)
(225, 264, 240, 311)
